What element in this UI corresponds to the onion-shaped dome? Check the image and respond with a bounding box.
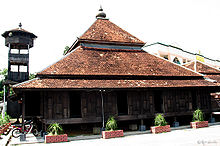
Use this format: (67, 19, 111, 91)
(96, 6, 106, 19)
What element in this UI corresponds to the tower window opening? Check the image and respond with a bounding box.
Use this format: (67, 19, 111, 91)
(11, 65, 18, 72)
(11, 49, 19, 54)
(19, 65, 27, 72)
(20, 50, 28, 54)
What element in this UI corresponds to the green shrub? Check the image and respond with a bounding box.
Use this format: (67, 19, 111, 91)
(0, 112, 10, 126)
(47, 122, 63, 136)
(193, 109, 204, 122)
(0, 117, 3, 126)
(4, 112, 10, 123)
(106, 116, 117, 131)
(154, 114, 167, 126)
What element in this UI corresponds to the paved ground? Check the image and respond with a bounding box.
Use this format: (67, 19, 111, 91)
(8, 124, 220, 146)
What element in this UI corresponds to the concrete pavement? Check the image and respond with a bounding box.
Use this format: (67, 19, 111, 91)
(50, 125, 220, 146)
(8, 124, 220, 146)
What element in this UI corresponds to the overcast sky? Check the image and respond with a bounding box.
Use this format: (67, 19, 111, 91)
(0, 0, 220, 73)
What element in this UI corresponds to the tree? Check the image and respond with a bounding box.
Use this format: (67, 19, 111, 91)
(0, 68, 36, 101)
(0, 69, 8, 101)
(29, 73, 36, 80)
(0, 68, 8, 81)
(63, 46, 70, 55)
(0, 90, 3, 101)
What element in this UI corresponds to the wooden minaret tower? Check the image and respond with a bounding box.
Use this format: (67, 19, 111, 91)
(2, 23, 37, 83)
(2, 23, 37, 118)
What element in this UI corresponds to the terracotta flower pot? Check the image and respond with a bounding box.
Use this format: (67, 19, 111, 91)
(0, 129, 3, 135)
(0, 123, 10, 135)
(190, 121, 208, 129)
(45, 134, 68, 143)
(5, 124, 9, 129)
(151, 125, 171, 134)
(102, 130, 124, 139)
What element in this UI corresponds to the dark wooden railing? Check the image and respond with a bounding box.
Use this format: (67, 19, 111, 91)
(9, 54, 29, 63)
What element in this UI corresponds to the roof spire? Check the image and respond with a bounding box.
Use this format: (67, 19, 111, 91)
(96, 6, 107, 19)
(19, 22, 22, 29)
(99, 5, 103, 11)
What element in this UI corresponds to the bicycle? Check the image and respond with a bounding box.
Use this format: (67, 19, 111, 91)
(12, 120, 39, 138)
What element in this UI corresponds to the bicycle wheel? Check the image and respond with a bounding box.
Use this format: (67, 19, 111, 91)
(12, 129, 21, 138)
(32, 129, 39, 136)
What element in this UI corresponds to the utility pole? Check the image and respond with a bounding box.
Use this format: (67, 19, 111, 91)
(2, 85, 6, 119)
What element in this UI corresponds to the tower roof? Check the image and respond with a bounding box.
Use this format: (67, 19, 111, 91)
(2, 23, 37, 39)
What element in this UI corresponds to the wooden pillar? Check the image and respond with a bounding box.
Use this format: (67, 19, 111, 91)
(6, 86, 10, 100)
(141, 119, 144, 125)
(44, 123, 47, 132)
(140, 92, 143, 115)
(162, 93, 165, 113)
(100, 90, 105, 130)
(27, 44, 30, 75)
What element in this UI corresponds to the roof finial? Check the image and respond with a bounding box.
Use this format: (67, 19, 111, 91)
(19, 22, 22, 29)
(99, 5, 103, 11)
(96, 6, 107, 19)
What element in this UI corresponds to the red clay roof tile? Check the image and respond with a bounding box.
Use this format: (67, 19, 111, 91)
(38, 46, 201, 77)
(184, 61, 220, 84)
(14, 78, 217, 89)
(205, 75, 220, 83)
(13, 18, 219, 90)
(184, 61, 220, 74)
(79, 19, 144, 44)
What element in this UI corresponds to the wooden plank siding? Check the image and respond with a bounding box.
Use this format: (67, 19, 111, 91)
(127, 91, 154, 115)
(41, 91, 69, 119)
(24, 88, 213, 124)
(81, 92, 102, 118)
(104, 92, 117, 117)
(163, 89, 192, 113)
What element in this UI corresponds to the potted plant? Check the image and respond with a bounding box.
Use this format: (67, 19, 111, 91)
(102, 116, 123, 139)
(45, 122, 68, 143)
(190, 109, 208, 129)
(151, 114, 171, 134)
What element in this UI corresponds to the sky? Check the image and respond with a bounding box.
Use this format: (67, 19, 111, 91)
(0, 0, 220, 73)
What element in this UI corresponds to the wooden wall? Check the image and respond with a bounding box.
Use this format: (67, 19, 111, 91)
(42, 91, 69, 119)
(196, 89, 211, 110)
(163, 89, 192, 113)
(127, 91, 154, 115)
(26, 88, 213, 123)
(103, 92, 117, 117)
(81, 92, 102, 118)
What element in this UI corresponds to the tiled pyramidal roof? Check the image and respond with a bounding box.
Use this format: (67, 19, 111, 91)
(79, 19, 144, 44)
(39, 46, 199, 77)
(14, 16, 218, 89)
